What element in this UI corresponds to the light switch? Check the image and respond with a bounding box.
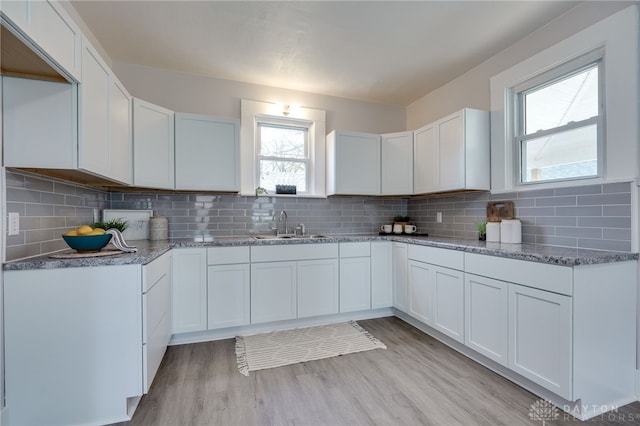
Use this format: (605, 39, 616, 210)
(8, 212, 20, 236)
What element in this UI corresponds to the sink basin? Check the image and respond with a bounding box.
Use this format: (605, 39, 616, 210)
(252, 234, 329, 240)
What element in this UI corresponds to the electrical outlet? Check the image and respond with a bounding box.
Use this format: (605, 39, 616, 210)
(436, 212, 443, 223)
(8, 212, 20, 236)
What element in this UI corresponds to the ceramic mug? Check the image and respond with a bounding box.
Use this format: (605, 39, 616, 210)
(393, 224, 403, 234)
(380, 224, 392, 233)
(404, 224, 417, 234)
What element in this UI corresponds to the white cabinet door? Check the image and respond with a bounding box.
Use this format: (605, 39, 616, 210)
(371, 242, 393, 309)
(133, 98, 175, 189)
(2, 77, 77, 168)
(208, 264, 250, 329)
(413, 123, 438, 194)
(28, 0, 81, 81)
(79, 40, 110, 178)
(327, 130, 381, 195)
(381, 131, 413, 195)
(509, 283, 572, 400)
(251, 262, 297, 323)
(298, 259, 339, 318)
(392, 242, 408, 312)
(407, 260, 433, 324)
(438, 112, 464, 191)
(339, 257, 371, 313)
(171, 248, 207, 333)
(175, 113, 239, 191)
(464, 274, 508, 366)
(109, 78, 132, 184)
(432, 265, 464, 343)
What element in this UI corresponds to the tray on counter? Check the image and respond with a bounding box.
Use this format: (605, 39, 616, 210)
(379, 232, 429, 237)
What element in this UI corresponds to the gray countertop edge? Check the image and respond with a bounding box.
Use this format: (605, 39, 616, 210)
(4, 234, 638, 271)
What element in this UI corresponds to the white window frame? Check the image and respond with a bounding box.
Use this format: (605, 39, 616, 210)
(489, 6, 638, 193)
(256, 120, 310, 194)
(240, 99, 326, 197)
(513, 51, 604, 186)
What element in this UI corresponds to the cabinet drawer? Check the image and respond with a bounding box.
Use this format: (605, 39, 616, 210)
(339, 242, 370, 258)
(251, 243, 338, 262)
(143, 251, 171, 293)
(408, 245, 464, 270)
(208, 246, 250, 265)
(142, 269, 170, 344)
(465, 253, 572, 296)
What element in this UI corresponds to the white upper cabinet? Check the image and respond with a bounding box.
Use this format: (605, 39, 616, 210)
(381, 131, 413, 195)
(2, 0, 82, 82)
(79, 38, 132, 184)
(414, 108, 490, 194)
(133, 98, 175, 189)
(326, 130, 381, 195)
(2, 76, 77, 168)
(174, 113, 239, 191)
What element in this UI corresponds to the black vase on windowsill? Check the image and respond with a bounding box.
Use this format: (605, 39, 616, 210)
(479, 233, 486, 241)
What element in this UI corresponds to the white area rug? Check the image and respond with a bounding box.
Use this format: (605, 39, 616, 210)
(235, 321, 386, 376)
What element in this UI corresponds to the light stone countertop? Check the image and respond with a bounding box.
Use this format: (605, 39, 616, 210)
(4, 234, 637, 271)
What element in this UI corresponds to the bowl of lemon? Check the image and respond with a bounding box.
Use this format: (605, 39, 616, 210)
(62, 225, 112, 253)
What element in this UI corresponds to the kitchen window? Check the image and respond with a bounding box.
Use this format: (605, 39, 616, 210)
(257, 122, 309, 193)
(240, 99, 326, 197)
(514, 52, 604, 185)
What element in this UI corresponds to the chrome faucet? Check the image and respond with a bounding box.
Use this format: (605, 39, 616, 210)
(273, 210, 288, 235)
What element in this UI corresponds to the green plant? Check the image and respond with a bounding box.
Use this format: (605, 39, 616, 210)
(93, 218, 128, 233)
(394, 215, 410, 223)
(475, 221, 487, 234)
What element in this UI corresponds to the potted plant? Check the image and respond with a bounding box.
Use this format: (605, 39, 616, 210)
(92, 218, 128, 233)
(476, 221, 487, 241)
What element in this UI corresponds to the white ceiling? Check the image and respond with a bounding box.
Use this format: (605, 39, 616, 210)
(70, 1, 583, 106)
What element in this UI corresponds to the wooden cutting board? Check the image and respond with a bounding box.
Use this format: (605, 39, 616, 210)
(486, 201, 515, 222)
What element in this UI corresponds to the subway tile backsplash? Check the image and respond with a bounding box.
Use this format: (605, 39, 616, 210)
(3, 169, 634, 261)
(408, 182, 633, 252)
(5, 169, 110, 261)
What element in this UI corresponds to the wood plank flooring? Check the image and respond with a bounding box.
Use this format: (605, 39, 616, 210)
(120, 317, 640, 425)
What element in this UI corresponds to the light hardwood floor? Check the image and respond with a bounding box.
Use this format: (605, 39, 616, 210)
(121, 317, 640, 425)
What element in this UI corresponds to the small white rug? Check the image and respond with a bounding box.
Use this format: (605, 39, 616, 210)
(235, 321, 386, 376)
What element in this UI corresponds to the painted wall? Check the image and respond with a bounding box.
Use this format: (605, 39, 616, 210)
(113, 62, 407, 135)
(406, 1, 635, 129)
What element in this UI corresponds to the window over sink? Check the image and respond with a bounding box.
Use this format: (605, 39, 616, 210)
(240, 99, 326, 197)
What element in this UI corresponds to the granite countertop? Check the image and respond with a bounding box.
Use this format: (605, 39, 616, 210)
(4, 234, 638, 271)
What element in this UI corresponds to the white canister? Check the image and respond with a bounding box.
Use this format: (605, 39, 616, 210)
(500, 219, 522, 244)
(149, 216, 169, 241)
(486, 221, 501, 242)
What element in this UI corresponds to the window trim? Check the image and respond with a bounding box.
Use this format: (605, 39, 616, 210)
(240, 99, 326, 197)
(512, 51, 604, 186)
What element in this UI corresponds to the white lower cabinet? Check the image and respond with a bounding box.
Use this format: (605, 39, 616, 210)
(172, 248, 207, 333)
(407, 260, 433, 324)
(371, 241, 393, 308)
(392, 242, 408, 312)
(207, 247, 251, 329)
(464, 274, 508, 366)
(251, 261, 298, 323)
(142, 251, 172, 393)
(339, 242, 371, 313)
(432, 265, 464, 343)
(298, 259, 339, 318)
(508, 283, 572, 399)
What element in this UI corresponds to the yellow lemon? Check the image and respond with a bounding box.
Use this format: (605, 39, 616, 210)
(76, 225, 93, 235)
(65, 230, 78, 236)
(91, 228, 106, 235)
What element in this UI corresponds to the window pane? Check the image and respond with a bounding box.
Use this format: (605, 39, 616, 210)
(524, 65, 598, 134)
(259, 125, 306, 158)
(259, 160, 307, 192)
(522, 124, 597, 183)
